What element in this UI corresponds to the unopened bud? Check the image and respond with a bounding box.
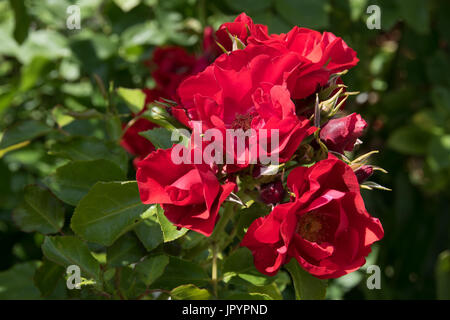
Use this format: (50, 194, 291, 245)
(355, 165, 374, 183)
(260, 181, 285, 205)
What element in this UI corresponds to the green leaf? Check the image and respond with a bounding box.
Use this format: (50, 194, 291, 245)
(116, 266, 147, 299)
(155, 9, 198, 46)
(72, 32, 118, 61)
(275, 0, 329, 29)
(120, 21, 166, 50)
(33, 259, 65, 297)
(0, 262, 42, 299)
(436, 250, 450, 300)
(387, 125, 430, 155)
(113, 0, 141, 12)
(19, 30, 70, 64)
(223, 247, 274, 286)
(19, 56, 51, 92)
(49, 136, 128, 174)
(285, 259, 327, 300)
(427, 135, 450, 171)
(105, 114, 123, 142)
(155, 204, 188, 242)
(0, 27, 20, 57)
(0, 120, 52, 149)
(252, 11, 291, 34)
(152, 257, 209, 289)
(9, 0, 31, 44)
(171, 284, 211, 300)
(13, 185, 65, 234)
(395, 0, 429, 35)
(248, 282, 283, 300)
(236, 202, 270, 239)
(41, 236, 101, 284)
(225, 0, 272, 14)
(71, 181, 149, 246)
(134, 215, 164, 251)
(224, 292, 272, 300)
(135, 255, 169, 286)
(117, 87, 146, 114)
(106, 233, 146, 267)
(139, 127, 174, 150)
(426, 51, 450, 87)
(46, 159, 126, 206)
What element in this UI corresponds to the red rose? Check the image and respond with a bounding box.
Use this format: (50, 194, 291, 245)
(320, 113, 367, 154)
(246, 26, 359, 100)
(215, 13, 269, 51)
(149, 47, 205, 100)
(180, 23, 358, 112)
(136, 147, 235, 236)
(282, 27, 359, 74)
(177, 47, 315, 169)
(252, 84, 317, 163)
(241, 155, 383, 278)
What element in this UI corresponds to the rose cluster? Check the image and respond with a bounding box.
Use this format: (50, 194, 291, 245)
(120, 27, 221, 165)
(125, 13, 384, 279)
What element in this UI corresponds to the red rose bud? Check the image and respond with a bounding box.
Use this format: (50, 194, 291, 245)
(260, 181, 285, 205)
(355, 165, 374, 184)
(320, 113, 367, 154)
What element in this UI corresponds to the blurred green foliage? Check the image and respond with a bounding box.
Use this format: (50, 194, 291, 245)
(0, 0, 448, 299)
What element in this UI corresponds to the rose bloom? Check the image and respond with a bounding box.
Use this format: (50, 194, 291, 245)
(211, 13, 359, 100)
(173, 14, 360, 168)
(178, 13, 359, 122)
(256, 27, 359, 100)
(136, 147, 235, 236)
(148, 47, 199, 101)
(177, 47, 316, 170)
(320, 113, 367, 154)
(241, 155, 383, 278)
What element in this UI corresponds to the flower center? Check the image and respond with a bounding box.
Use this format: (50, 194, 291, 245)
(296, 211, 332, 243)
(231, 113, 254, 131)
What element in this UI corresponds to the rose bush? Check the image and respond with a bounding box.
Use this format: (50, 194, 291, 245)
(130, 13, 386, 289)
(0, 6, 393, 301)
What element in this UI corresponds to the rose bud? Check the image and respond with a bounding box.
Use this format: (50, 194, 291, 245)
(260, 181, 285, 205)
(354, 165, 374, 184)
(320, 113, 367, 154)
